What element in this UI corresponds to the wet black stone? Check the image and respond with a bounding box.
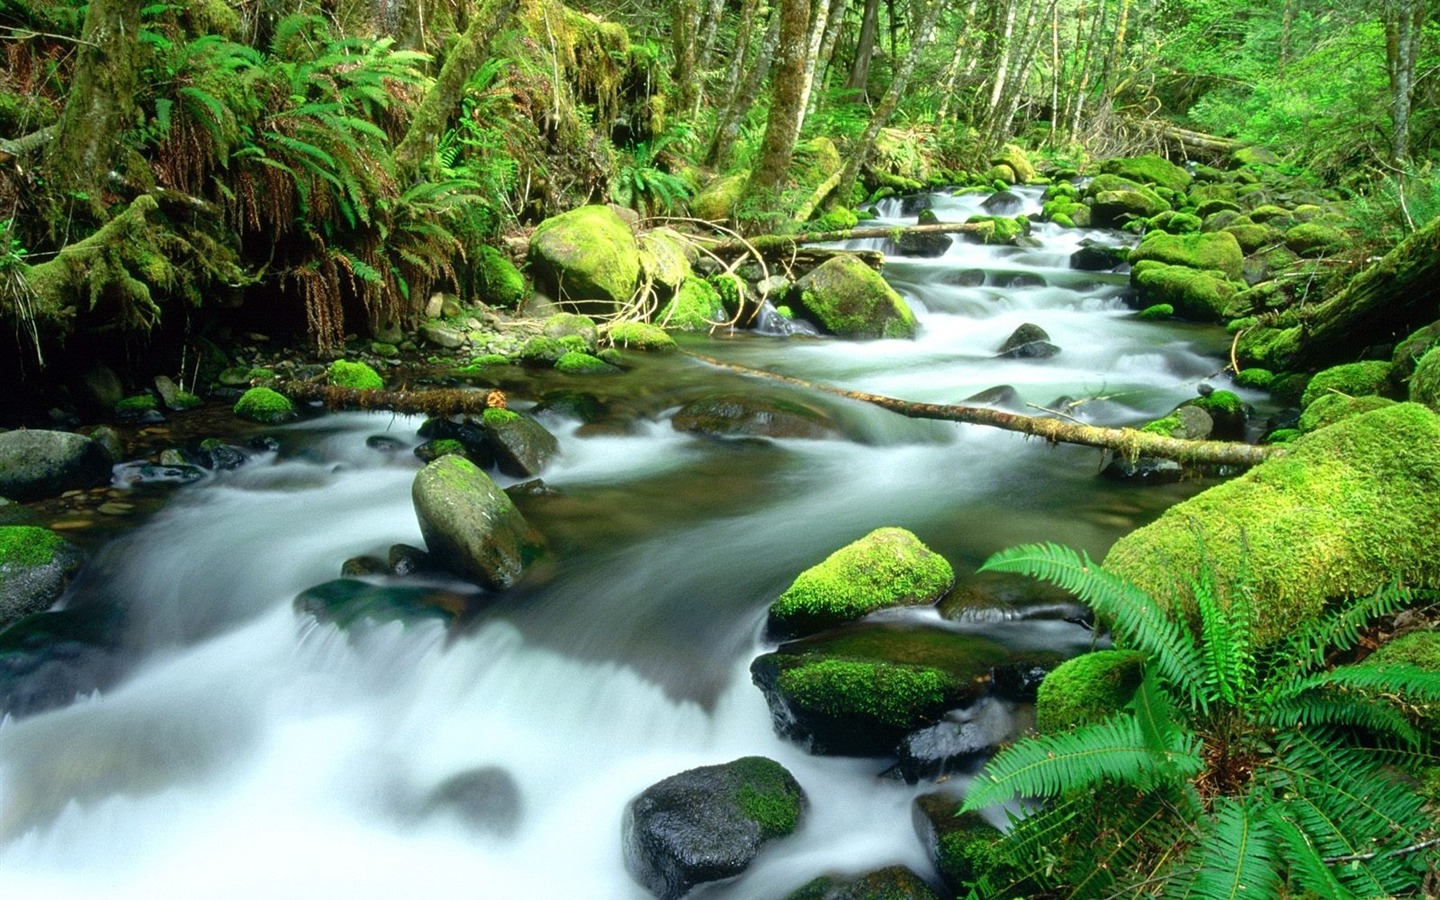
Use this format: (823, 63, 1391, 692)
(1070, 240, 1130, 272)
(1101, 456, 1184, 484)
(981, 190, 1025, 215)
(422, 767, 523, 835)
(0, 607, 127, 720)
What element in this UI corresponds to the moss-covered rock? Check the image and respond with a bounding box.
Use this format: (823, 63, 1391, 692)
(1137, 303, 1175, 321)
(1222, 222, 1284, 254)
(750, 626, 1010, 755)
(1391, 322, 1440, 388)
(482, 407, 559, 477)
(527, 205, 641, 312)
(1300, 360, 1394, 409)
(1089, 189, 1170, 226)
(554, 351, 619, 375)
(1297, 393, 1396, 433)
(411, 456, 545, 590)
(476, 245, 528, 307)
(1410, 346, 1440, 411)
(637, 227, 694, 295)
(794, 255, 918, 339)
(233, 387, 295, 424)
(0, 526, 86, 629)
(1148, 211, 1202, 234)
(327, 359, 384, 391)
(541, 312, 599, 351)
(606, 321, 677, 351)
(623, 756, 806, 900)
(963, 214, 1032, 245)
(1104, 404, 1440, 645)
(691, 173, 747, 221)
(658, 276, 727, 331)
(1098, 154, 1192, 193)
(912, 793, 1009, 894)
(1129, 231, 1244, 281)
(1285, 222, 1347, 257)
(1233, 367, 1275, 390)
(1130, 262, 1239, 322)
(991, 144, 1036, 183)
(1035, 649, 1145, 733)
(767, 528, 954, 640)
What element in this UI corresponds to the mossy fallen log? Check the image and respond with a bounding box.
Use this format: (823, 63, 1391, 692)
(707, 222, 988, 259)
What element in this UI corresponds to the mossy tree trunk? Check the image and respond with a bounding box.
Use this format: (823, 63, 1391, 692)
(741, 0, 812, 210)
(672, 0, 702, 113)
(846, 0, 882, 97)
(45, 0, 144, 211)
(705, 5, 779, 168)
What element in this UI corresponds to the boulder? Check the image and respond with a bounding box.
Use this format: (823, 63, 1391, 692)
(623, 756, 806, 900)
(0, 606, 126, 720)
(1104, 404, 1440, 645)
(895, 702, 1014, 782)
(672, 393, 840, 441)
(1128, 231, 1244, 281)
(750, 625, 1009, 755)
(233, 387, 297, 423)
(412, 456, 545, 590)
(606, 321, 677, 351)
(1035, 649, 1145, 732)
(997, 323, 1060, 359)
(981, 190, 1025, 215)
(1285, 222, 1347, 257)
(1300, 360, 1394, 410)
(541, 312, 600, 351)
(658, 277, 728, 330)
(794, 255, 918, 339)
(638, 227, 694, 295)
(475, 245, 528, 308)
(1411, 347, 1440, 411)
(913, 793, 1007, 895)
(0, 526, 86, 628)
(527, 205, 642, 312)
(1090, 189, 1170, 226)
(989, 144, 1036, 183)
(897, 209, 953, 256)
(1098, 153, 1192, 193)
(1069, 240, 1129, 271)
(293, 579, 467, 627)
(0, 430, 113, 502)
(767, 527, 954, 640)
(481, 408, 559, 477)
(784, 866, 940, 900)
(1130, 262, 1239, 322)
(690, 173, 747, 221)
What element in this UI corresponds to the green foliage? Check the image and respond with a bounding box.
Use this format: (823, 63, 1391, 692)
(962, 542, 1440, 898)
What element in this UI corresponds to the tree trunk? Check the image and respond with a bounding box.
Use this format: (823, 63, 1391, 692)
(795, 0, 847, 134)
(831, 0, 943, 207)
(742, 0, 814, 208)
(846, 0, 882, 94)
(935, 0, 981, 121)
(46, 0, 144, 208)
(705, 7, 781, 168)
(673, 0, 703, 114)
(393, 0, 519, 176)
(1384, 0, 1425, 165)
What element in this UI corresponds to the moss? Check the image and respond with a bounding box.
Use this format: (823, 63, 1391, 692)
(518, 335, 568, 364)
(1193, 389, 1243, 417)
(658, 276, 727, 331)
(991, 144, 1036, 183)
(0, 526, 68, 569)
(1035, 650, 1146, 733)
(776, 658, 950, 730)
(1129, 231, 1244, 280)
(1237, 324, 1303, 372)
(1098, 154, 1192, 193)
(1223, 223, 1283, 253)
(554, 351, 618, 374)
(605, 321, 676, 351)
(247, 367, 275, 381)
(1137, 303, 1174, 321)
(527, 205, 640, 309)
(469, 354, 512, 368)
(729, 756, 805, 839)
(327, 359, 384, 391)
(557, 334, 590, 354)
(482, 408, 520, 426)
(1130, 262, 1238, 322)
(795, 255, 918, 339)
(414, 438, 466, 461)
(115, 393, 157, 413)
(806, 206, 859, 233)
(1104, 403, 1440, 645)
(768, 528, 954, 639)
(1298, 393, 1395, 432)
(1264, 427, 1301, 444)
(1285, 222, 1347, 257)
(1300, 360, 1393, 409)
(964, 214, 1031, 245)
(691, 173, 748, 220)
(1233, 368, 1275, 390)
(476, 245, 527, 307)
(1140, 415, 1182, 436)
(1148, 211, 1202, 234)
(233, 387, 295, 423)
(1408, 347, 1440, 411)
(171, 390, 202, 410)
(1357, 631, 1440, 734)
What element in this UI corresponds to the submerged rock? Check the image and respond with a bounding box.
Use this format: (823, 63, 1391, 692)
(784, 865, 941, 899)
(293, 579, 470, 627)
(997, 323, 1060, 359)
(420, 766, 523, 835)
(411, 456, 546, 590)
(623, 756, 806, 900)
(671, 393, 840, 441)
(0, 606, 126, 720)
(0, 526, 86, 628)
(0, 430, 113, 502)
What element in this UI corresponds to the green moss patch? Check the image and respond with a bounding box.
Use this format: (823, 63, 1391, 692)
(1035, 650, 1145, 733)
(1129, 231, 1244, 281)
(554, 351, 619, 374)
(233, 387, 295, 424)
(1098, 154, 1192, 193)
(1409, 347, 1440, 411)
(1301, 360, 1393, 409)
(605, 321, 676, 351)
(0, 526, 68, 569)
(658, 276, 727, 331)
(327, 359, 384, 391)
(794, 255, 918, 339)
(730, 756, 806, 839)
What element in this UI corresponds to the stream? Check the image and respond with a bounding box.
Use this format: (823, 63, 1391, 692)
(0, 188, 1256, 897)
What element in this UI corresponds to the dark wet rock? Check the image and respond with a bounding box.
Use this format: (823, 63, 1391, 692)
(293, 578, 470, 627)
(0, 607, 126, 720)
(247, 435, 281, 453)
(623, 756, 806, 900)
(421, 766, 522, 835)
(412, 456, 545, 590)
(993, 271, 1046, 289)
(197, 439, 247, 470)
(672, 393, 840, 441)
(913, 793, 1007, 895)
(1175, 405, 1215, 439)
(506, 478, 561, 499)
(1101, 456, 1185, 484)
(113, 461, 208, 487)
(941, 268, 987, 288)
(414, 439, 470, 463)
(896, 230, 953, 258)
(990, 650, 1065, 701)
(962, 385, 1024, 410)
(1070, 240, 1130, 272)
(366, 435, 408, 453)
(341, 555, 390, 577)
(751, 624, 1009, 756)
(784, 865, 941, 899)
(1, 526, 86, 629)
(900, 194, 932, 215)
(387, 544, 430, 576)
(896, 703, 1013, 782)
(939, 570, 1087, 624)
(997, 323, 1060, 359)
(982, 190, 1025, 215)
(0, 430, 113, 502)
(481, 409, 560, 478)
(533, 391, 606, 423)
(755, 304, 823, 337)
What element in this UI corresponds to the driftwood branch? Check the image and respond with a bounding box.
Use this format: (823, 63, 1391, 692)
(684, 353, 1283, 468)
(706, 222, 988, 258)
(277, 382, 505, 417)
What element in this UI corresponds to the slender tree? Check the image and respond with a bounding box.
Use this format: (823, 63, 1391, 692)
(742, 0, 814, 207)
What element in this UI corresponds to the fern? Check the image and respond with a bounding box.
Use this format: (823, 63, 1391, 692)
(1166, 796, 1279, 900)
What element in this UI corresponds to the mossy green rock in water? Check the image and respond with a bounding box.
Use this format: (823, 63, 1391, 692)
(1098, 153, 1193, 193)
(481, 408, 559, 477)
(1104, 403, 1440, 645)
(784, 865, 940, 900)
(1130, 262, 1239, 322)
(327, 359, 383, 391)
(1411, 347, 1440, 411)
(412, 456, 545, 590)
(1300, 360, 1393, 409)
(476, 245, 528, 307)
(1129, 230, 1244, 281)
(768, 527, 954, 640)
(527, 205, 640, 312)
(0, 526, 86, 628)
(913, 792, 1008, 894)
(658, 276, 726, 331)
(1035, 649, 1145, 733)
(623, 756, 805, 900)
(233, 387, 295, 424)
(750, 625, 1009, 755)
(794, 255, 917, 339)
(606, 321, 676, 351)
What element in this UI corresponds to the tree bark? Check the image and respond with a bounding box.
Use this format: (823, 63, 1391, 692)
(705, 7, 780, 168)
(795, 0, 847, 134)
(672, 0, 703, 114)
(1383, 0, 1425, 165)
(742, 0, 814, 208)
(846, 0, 882, 95)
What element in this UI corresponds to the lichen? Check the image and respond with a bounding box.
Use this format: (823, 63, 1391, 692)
(327, 359, 384, 391)
(1035, 650, 1146, 733)
(233, 387, 295, 423)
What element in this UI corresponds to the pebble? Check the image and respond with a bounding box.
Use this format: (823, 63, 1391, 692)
(50, 518, 92, 531)
(97, 502, 134, 516)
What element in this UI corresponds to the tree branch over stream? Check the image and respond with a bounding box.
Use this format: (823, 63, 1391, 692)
(702, 222, 992, 259)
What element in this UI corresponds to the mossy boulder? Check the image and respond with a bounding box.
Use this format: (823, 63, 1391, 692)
(1410, 346, 1440, 411)
(1035, 649, 1145, 732)
(1223, 222, 1283, 254)
(750, 626, 1011, 755)
(691, 173, 747, 221)
(327, 359, 384, 391)
(1089, 189, 1170, 227)
(1148, 210, 1202, 234)
(913, 793, 1008, 894)
(784, 866, 940, 900)
(1129, 231, 1244, 281)
(963, 214, 1032, 245)
(997, 322, 1060, 359)
(658, 276, 727, 331)
(233, 387, 296, 424)
(1103, 404, 1440, 645)
(1098, 154, 1192, 193)
(638, 227, 694, 295)
(481, 408, 559, 478)
(1300, 360, 1394, 410)
(0, 526, 86, 629)
(1138, 303, 1175, 321)
(527, 205, 641, 312)
(1391, 322, 1440, 388)
(1130, 262, 1239, 322)
(623, 756, 806, 900)
(541, 312, 600, 351)
(793, 255, 918, 339)
(1285, 222, 1347, 257)
(671, 393, 840, 441)
(476, 245, 528, 308)
(1355, 631, 1440, 734)
(554, 351, 619, 375)
(990, 144, 1036, 183)
(1297, 394, 1396, 433)
(0, 430, 114, 502)
(606, 321, 677, 351)
(411, 456, 545, 590)
(1233, 367, 1275, 390)
(767, 528, 954, 640)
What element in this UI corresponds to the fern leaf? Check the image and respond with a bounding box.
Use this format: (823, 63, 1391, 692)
(1166, 797, 1278, 900)
(1270, 583, 1411, 676)
(1268, 813, 1359, 900)
(1266, 694, 1422, 747)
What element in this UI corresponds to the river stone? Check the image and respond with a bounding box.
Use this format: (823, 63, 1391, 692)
(294, 579, 468, 627)
(421, 766, 522, 835)
(1070, 240, 1129, 272)
(912, 793, 1006, 894)
(1098, 153, 1192, 193)
(481, 409, 559, 477)
(412, 456, 545, 591)
(793, 255, 918, 339)
(784, 865, 941, 900)
(671, 393, 839, 441)
(1090, 189, 1169, 227)
(1100, 455, 1184, 484)
(997, 323, 1060, 359)
(0, 430, 113, 502)
(0, 526, 86, 628)
(420, 322, 466, 349)
(1129, 230, 1244, 281)
(623, 756, 806, 900)
(895, 705, 1012, 783)
(981, 190, 1025, 215)
(0, 606, 126, 720)
(528, 205, 641, 313)
(750, 625, 1009, 756)
(767, 527, 954, 640)
(638, 227, 694, 294)
(962, 384, 1023, 410)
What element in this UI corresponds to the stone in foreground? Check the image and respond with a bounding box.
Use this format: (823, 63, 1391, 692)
(412, 456, 545, 590)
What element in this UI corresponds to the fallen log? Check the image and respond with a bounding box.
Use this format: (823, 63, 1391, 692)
(705, 222, 988, 258)
(275, 381, 507, 418)
(684, 353, 1283, 468)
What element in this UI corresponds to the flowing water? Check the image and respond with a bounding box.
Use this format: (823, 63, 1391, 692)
(0, 189, 1257, 897)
